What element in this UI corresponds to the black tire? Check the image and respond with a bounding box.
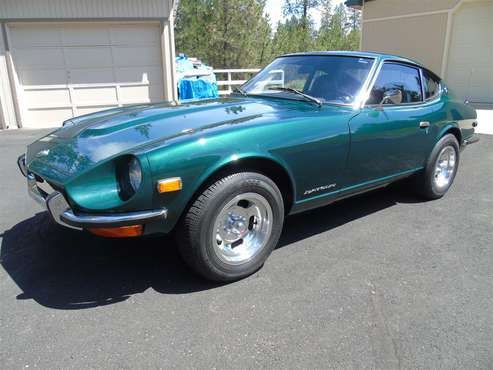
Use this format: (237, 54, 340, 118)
(415, 134, 460, 200)
(177, 172, 284, 282)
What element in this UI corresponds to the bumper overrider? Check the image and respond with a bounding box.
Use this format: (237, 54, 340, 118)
(18, 154, 167, 237)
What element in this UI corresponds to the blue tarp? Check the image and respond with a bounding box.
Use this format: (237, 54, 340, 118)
(178, 79, 219, 100)
(176, 54, 219, 101)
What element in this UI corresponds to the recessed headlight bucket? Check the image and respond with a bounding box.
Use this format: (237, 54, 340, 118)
(117, 156, 142, 201)
(128, 157, 142, 192)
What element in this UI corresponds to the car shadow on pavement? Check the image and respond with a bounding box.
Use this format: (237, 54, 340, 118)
(0, 184, 423, 310)
(277, 184, 422, 248)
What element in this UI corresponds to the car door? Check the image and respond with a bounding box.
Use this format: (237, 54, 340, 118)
(347, 62, 434, 184)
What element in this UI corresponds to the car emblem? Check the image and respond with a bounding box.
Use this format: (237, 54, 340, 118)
(303, 183, 337, 196)
(36, 149, 50, 157)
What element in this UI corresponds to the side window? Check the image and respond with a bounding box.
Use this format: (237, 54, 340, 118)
(422, 69, 441, 100)
(367, 63, 423, 105)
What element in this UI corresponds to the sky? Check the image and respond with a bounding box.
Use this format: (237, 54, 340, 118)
(264, 0, 347, 30)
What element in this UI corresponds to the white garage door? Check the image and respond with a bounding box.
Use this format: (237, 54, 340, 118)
(445, 1, 493, 104)
(8, 22, 164, 128)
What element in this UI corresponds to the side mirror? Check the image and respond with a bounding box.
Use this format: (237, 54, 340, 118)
(379, 89, 403, 107)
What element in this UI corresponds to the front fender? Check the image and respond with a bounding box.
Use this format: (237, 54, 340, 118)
(194, 150, 297, 199)
(145, 137, 296, 233)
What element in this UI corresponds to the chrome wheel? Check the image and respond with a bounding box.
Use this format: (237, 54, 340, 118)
(433, 145, 456, 190)
(212, 192, 273, 265)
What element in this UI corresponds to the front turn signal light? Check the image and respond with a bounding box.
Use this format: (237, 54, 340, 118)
(157, 177, 182, 193)
(87, 225, 143, 238)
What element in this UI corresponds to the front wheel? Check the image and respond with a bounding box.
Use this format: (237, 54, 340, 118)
(177, 172, 284, 282)
(416, 134, 460, 200)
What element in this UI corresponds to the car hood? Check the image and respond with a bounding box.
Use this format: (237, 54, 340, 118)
(26, 97, 307, 182)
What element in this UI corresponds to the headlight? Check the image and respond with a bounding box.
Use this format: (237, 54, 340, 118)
(128, 157, 142, 191)
(117, 156, 142, 201)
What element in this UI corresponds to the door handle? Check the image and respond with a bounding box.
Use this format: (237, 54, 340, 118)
(419, 121, 430, 129)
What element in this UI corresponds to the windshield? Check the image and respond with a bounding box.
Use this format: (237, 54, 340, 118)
(242, 55, 374, 105)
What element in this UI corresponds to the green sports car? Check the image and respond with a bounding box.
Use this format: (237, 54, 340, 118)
(18, 52, 479, 281)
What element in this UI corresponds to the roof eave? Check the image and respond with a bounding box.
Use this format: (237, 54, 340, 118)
(344, 0, 375, 10)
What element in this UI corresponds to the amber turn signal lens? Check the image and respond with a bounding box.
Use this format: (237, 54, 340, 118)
(87, 225, 143, 238)
(157, 177, 182, 193)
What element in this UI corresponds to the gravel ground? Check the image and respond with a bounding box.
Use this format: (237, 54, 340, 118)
(1, 129, 492, 369)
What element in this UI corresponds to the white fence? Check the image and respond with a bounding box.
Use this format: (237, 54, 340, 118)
(213, 68, 260, 95)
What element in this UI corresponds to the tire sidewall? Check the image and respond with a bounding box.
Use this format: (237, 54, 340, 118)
(197, 173, 284, 280)
(426, 134, 460, 197)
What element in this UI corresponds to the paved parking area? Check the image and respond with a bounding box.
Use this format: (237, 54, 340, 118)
(1, 130, 492, 369)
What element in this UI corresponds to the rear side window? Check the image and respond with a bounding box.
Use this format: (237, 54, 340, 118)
(367, 63, 423, 105)
(422, 69, 441, 100)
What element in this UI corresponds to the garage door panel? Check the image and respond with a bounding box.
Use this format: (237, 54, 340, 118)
(446, 2, 493, 103)
(27, 108, 73, 128)
(61, 25, 111, 46)
(115, 66, 162, 84)
(24, 88, 71, 109)
(18, 68, 67, 85)
(112, 46, 161, 67)
(448, 60, 491, 72)
(119, 84, 163, 103)
(64, 47, 113, 68)
(73, 86, 118, 105)
(13, 48, 65, 69)
(452, 27, 492, 45)
(9, 25, 61, 47)
(9, 22, 164, 128)
(77, 106, 119, 116)
(110, 25, 161, 46)
(470, 69, 493, 99)
(69, 68, 115, 84)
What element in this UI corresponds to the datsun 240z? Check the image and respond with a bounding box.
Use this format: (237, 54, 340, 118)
(18, 52, 479, 281)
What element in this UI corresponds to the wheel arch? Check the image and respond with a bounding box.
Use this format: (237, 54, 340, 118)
(189, 154, 296, 216)
(437, 124, 462, 145)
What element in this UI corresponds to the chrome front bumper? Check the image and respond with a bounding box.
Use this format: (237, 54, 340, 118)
(19, 154, 167, 230)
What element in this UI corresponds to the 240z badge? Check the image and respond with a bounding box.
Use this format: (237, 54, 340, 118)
(303, 183, 337, 196)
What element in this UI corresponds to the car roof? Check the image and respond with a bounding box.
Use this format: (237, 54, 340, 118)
(280, 51, 424, 68)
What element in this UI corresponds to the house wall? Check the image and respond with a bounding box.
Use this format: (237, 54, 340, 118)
(361, 12, 449, 74)
(0, 0, 177, 128)
(363, 0, 460, 19)
(359, 0, 493, 104)
(360, 0, 464, 76)
(0, 0, 171, 19)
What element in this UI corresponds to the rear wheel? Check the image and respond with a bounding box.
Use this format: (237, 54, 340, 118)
(416, 134, 460, 199)
(177, 172, 284, 282)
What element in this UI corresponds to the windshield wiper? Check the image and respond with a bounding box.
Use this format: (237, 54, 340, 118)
(267, 87, 322, 107)
(232, 87, 248, 96)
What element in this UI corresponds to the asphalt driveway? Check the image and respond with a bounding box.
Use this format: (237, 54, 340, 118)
(1, 130, 492, 369)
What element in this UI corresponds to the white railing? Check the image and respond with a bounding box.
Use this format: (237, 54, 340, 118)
(213, 68, 260, 95)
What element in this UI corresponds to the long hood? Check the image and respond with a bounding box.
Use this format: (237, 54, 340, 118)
(26, 97, 300, 181)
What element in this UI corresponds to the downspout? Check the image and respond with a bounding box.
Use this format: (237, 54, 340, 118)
(359, 0, 365, 51)
(161, 0, 179, 103)
(168, 1, 178, 102)
(1, 23, 20, 129)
